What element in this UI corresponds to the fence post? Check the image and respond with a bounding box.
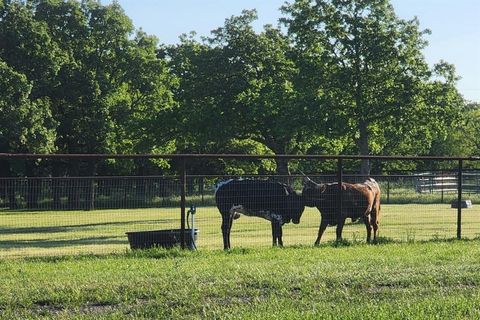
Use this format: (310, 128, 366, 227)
(337, 158, 343, 222)
(387, 178, 390, 204)
(457, 160, 463, 240)
(180, 157, 187, 249)
(441, 170, 444, 204)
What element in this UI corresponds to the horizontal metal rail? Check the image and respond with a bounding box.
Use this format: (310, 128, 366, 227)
(1, 153, 480, 161)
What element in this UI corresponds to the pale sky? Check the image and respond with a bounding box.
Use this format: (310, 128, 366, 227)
(104, 0, 480, 102)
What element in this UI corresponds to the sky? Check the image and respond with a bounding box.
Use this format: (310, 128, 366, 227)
(104, 0, 480, 102)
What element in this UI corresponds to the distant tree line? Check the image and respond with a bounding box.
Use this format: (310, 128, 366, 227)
(0, 0, 478, 181)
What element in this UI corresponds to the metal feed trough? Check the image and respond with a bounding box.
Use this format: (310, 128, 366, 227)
(126, 205, 198, 250)
(126, 228, 198, 250)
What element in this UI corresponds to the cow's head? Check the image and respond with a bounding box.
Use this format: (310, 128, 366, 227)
(283, 187, 305, 225)
(292, 192, 305, 224)
(302, 177, 326, 207)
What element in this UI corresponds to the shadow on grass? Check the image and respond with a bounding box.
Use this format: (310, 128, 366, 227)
(0, 235, 128, 249)
(0, 219, 172, 235)
(224, 247, 252, 255)
(15, 246, 199, 263)
(314, 236, 466, 248)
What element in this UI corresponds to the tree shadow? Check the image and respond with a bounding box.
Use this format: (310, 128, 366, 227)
(0, 235, 128, 249)
(0, 219, 173, 235)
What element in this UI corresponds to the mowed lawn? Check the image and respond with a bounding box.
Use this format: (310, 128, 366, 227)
(1, 203, 480, 258)
(1, 242, 480, 319)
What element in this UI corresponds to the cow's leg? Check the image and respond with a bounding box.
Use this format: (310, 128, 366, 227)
(278, 226, 283, 247)
(371, 211, 379, 242)
(271, 220, 283, 247)
(374, 203, 381, 241)
(364, 215, 372, 243)
(271, 220, 277, 246)
(221, 212, 234, 250)
(335, 218, 346, 242)
(314, 219, 328, 246)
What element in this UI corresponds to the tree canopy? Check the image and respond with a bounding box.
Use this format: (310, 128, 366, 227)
(0, 0, 177, 176)
(281, 0, 463, 173)
(0, 0, 472, 177)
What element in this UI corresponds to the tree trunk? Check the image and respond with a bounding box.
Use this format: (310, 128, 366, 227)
(0, 160, 9, 207)
(84, 160, 97, 211)
(266, 139, 292, 183)
(0, 179, 5, 208)
(25, 161, 40, 209)
(0, 160, 16, 209)
(199, 177, 205, 205)
(67, 160, 80, 209)
(358, 120, 371, 177)
(7, 179, 17, 209)
(135, 160, 146, 208)
(52, 161, 66, 210)
(274, 157, 291, 184)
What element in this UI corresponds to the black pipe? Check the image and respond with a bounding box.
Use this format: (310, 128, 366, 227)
(457, 160, 463, 240)
(337, 159, 343, 225)
(180, 157, 187, 249)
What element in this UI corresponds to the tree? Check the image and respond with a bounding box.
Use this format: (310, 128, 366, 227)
(32, 0, 177, 158)
(282, 0, 462, 174)
(170, 10, 336, 175)
(166, 32, 270, 175)
(1, 0, 177, 208)
(0, 61, 56, 155)
(0, 0, 63, 100)
(210, 10, 308, 175)
(0, 61, 56, 207)
(429, 102, 480, 159)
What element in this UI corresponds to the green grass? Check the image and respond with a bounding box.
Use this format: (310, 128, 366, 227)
(380, 187, 480, 204)
(2, 203, 480, 258)
(1, 242, 480, 319)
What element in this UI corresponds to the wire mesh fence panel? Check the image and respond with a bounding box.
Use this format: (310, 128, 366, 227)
(372, 175, 453, 242)
(1, 155, 480, 257)
(188, 175, 308, 249)
(459, 170, 480, 240)
(183, 172, 475, 249)
(0, 177, 182, 258)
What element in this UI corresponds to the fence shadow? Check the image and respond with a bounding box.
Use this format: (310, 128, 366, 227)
(0, 236, 128, 249)
(0, 219, 172, 235)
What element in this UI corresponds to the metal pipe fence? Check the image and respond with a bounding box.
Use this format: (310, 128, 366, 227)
(1, 154, 480, 258)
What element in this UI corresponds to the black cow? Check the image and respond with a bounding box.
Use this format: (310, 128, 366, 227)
(302, 177, 381, 244)
(215, 179, 304, 249)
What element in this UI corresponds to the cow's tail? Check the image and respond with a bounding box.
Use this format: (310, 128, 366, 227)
(365, 178, 381, 221)
(371, 180, 381, 224)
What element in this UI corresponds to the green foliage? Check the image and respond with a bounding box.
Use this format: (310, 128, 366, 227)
(0, 61, 56, 153)
(281, 0, 464, 173)
(0, 0, 472, 178)
(0, 0, 177, 176)
(169, 10, 345, 174)
(429, 102, 480, 160)
(0, 0, 63, 98)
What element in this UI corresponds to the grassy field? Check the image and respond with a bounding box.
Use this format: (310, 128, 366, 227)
(1, 203, 480, 258)
(1, 242, 480, 319)
(2, 204, 480, 319)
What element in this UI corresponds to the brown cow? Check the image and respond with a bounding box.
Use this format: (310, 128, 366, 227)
(302, 177, 381, 245)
